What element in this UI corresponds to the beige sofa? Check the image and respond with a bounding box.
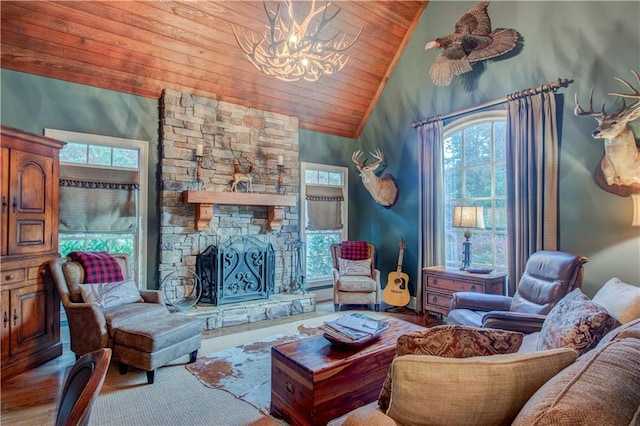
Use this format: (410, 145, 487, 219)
(330, 278, 640, 425)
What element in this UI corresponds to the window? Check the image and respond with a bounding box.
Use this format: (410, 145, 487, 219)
(300, 162, 348, 289)
(443, 112, 507, 270)
(45, 129, 148, 287)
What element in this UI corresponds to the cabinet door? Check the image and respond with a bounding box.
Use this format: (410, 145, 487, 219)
(7, 149, 53, 255)
(9, 282, 57, 357)
(1, 290, 9, 360)
(1, 147, 8, 256)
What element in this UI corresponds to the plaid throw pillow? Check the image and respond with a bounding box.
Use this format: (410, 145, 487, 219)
(341, 241, 370, 260)
(68, 251, 124, 284)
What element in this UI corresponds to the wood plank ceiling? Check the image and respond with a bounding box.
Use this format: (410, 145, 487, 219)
(1, 1, 428, 138)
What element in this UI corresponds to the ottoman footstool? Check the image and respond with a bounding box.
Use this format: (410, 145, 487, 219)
(113, 313, 203, 384)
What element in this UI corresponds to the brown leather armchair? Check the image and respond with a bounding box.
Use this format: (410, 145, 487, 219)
(50, 253, 202, 384)
(447, 250, 589, 333)
(49, 253, 168, 357)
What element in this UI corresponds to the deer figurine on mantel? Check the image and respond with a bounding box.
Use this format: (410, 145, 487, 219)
(352, 149, 399, 208)
(231, 158, 259, 193)
(574, 70, 640, 195)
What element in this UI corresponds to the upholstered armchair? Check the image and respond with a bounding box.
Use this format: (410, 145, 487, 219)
(447, 250, 589, 333)
(50, 252, 202, 384)
(50, 253, 168, 357)
(330, 242, 381, 312)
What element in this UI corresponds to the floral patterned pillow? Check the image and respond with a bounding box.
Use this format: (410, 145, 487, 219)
(378, 325, 523, 412)
(536, 288, 617, 356)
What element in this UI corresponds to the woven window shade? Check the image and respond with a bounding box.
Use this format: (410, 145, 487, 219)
(306, 185, 343, 230)
(59, 165, 139, 233)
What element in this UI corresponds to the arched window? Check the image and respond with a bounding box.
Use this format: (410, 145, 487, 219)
(443, 111, 507, 270)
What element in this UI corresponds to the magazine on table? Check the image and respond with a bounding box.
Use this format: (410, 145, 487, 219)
(321, 313, 389, 342)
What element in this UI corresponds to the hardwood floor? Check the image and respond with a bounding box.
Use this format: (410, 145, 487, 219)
(1, 300, 440, 425)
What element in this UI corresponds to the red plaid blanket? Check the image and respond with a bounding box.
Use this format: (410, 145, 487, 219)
(341, 241, 370, 260)
(68, 251, 124, 284)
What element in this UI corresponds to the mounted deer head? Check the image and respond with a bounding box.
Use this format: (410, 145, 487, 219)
(574, 70, 640, 194)
(352, 149, 399, 208)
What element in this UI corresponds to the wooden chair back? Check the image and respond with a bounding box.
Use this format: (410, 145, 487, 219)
(55, 348, 112, 426)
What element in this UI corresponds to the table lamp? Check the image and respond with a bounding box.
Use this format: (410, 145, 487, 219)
(452, 206, 485, 270)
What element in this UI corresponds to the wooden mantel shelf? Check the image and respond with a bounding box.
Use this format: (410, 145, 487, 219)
(182, 190, 297, 231)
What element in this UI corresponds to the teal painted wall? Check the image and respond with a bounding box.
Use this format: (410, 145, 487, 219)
(0, 70, 161, 288)
(301, 1, 640, 297)
(2, 2, 638, 296)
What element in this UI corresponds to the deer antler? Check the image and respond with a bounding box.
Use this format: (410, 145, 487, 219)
(609, 70, 640, 100)
(352, 150, 364, 166)
(369, 149, 385, 167)
(574, 88, 606, 122)
(608, 70, 640, 116)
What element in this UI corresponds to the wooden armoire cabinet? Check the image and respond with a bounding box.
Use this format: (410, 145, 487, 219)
(1, 125, 65, 382)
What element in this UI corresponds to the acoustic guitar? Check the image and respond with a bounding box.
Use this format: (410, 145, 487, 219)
(383, 240, 410, 307)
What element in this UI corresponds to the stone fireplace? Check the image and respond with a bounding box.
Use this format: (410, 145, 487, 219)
(159, 89, 315, 329)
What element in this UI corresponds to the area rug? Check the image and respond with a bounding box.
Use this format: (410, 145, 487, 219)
(91, 351, 281, 426)
(186, 325, 323, 413)
(186, 311, 388, 414)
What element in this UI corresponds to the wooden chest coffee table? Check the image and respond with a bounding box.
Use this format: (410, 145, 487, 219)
(270, 317, 426, 426)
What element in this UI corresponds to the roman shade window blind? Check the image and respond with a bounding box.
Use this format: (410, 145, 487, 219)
(59, 165, 139, 233)
(305, 184, 344, 230)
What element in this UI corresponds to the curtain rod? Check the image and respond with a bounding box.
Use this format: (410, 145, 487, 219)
(411, 78, 573, 128)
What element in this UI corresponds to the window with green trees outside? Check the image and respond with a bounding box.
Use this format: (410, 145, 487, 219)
(443, 112, 508, 271)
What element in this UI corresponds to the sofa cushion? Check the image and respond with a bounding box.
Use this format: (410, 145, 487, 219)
(597, 317, 640, 348)
(333, 404, 397, 426)
(338, 258, 372, 277)
(592, 277, 640, 324)
(378, 325, 524, 411)
(513, 338, 640, 425)
(80, 277, 143, 308)
(385, 348, 577, 426)
(536, 288, 617, 355)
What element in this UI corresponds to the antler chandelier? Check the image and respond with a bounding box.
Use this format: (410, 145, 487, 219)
(232, 1, 363, 83)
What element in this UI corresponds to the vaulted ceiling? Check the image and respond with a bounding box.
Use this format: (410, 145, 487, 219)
(1, 1, 428, 138)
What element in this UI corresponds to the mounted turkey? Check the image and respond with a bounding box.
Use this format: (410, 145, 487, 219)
(425, 1, 518, 86)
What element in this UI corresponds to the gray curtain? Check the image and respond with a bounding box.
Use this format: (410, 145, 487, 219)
(59, 165, 139, 233)
(417, 120, 445, 312)
(305, 185, 344, 230)
(505, 92, 559, 295)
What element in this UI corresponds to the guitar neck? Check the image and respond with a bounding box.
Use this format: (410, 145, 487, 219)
(395, 246, 405, 274)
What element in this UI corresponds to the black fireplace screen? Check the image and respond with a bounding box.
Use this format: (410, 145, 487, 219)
(196, 236, 275, 306)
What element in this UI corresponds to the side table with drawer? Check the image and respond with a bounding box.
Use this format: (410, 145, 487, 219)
(423, 266, 506, 317)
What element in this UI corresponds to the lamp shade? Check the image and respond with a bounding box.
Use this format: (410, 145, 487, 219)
(452, 206, 485, 229)
(632, 194, 640, 227)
